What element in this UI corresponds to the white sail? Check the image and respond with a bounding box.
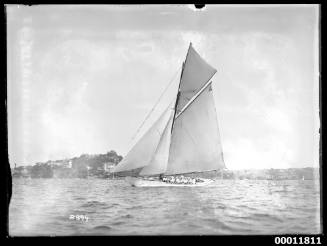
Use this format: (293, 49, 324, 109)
(113, 106, 172, 173)
(176, 43, 217, 113)
(139, 110, 174, 176)
(114, 43, 225, 178)
(165, 84, 225, 175)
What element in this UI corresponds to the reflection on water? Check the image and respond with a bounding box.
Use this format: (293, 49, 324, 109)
(9, 178, 321, 235)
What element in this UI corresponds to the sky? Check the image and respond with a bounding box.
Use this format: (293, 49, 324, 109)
(7, 4, 319, 170)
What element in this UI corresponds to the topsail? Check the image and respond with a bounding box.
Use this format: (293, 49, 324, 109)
(113, 43, 225, 176)
(175, 44, 217, 114)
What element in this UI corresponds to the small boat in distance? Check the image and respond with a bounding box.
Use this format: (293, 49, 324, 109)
(113, 43, 226, 187)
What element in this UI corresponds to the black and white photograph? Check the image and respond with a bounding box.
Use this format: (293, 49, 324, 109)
(6, 4, 321, 236)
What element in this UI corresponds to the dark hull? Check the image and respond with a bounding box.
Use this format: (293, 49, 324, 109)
(114, 167, 143, 177)
(115, 168, 225, 179)
(174, 170, 224, 179)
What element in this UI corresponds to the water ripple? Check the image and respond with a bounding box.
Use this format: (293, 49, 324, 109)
(9, 179, 321, 235)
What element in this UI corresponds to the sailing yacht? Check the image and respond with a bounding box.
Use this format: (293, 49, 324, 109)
(113, 43, 226, 187)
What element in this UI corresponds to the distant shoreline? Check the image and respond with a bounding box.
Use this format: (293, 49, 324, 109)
(11, 150, 122, 179)
(10, 150, 320, 180)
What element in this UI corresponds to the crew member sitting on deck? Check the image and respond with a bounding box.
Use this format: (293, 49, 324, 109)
(171, 176, 175, 183)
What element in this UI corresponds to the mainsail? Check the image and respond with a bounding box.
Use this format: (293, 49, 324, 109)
(113, 43, 225, 176)
(165, 84, 225, 175)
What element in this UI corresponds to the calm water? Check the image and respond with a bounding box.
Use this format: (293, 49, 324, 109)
(9, 178, 321, 235)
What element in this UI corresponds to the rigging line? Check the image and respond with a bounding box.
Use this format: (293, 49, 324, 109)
(130, 65, 182, 141)
(171, 43, 192, 134)
(175, 78, 214, 120)
(174, 66, 217, 120)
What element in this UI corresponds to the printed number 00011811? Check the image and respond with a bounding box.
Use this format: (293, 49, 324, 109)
(274, 237, 321, 244)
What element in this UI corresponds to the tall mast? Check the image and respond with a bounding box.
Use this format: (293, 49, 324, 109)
(171, 62, 183, 133)
(171, 42, 192, 133)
